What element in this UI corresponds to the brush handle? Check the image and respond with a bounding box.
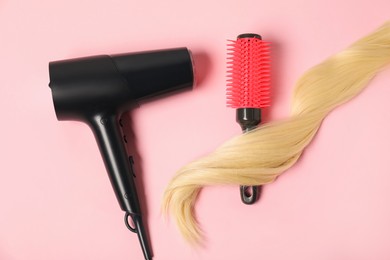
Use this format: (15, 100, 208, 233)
(240, 185, 259, 204)
(237, 108, 261, 205)
(236, 108, 261, 132)
(88, 112, 152, 260)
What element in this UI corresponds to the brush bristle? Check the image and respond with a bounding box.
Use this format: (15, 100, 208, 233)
(226, 36, 270, 108)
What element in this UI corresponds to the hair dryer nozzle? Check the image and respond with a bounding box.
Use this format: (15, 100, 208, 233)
(112, 48, 194, 101)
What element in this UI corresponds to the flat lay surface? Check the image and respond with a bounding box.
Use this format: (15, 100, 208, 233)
(1, 0, 390, 259)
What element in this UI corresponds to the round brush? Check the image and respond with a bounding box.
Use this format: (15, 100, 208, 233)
(226, 33, 271, 204)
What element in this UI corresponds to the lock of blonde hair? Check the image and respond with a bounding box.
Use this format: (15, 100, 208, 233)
(163, 22, 390, 244)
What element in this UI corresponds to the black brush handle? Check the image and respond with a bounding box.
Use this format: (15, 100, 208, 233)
(236, 108, 261, 205)
(88, 111, 152, 260)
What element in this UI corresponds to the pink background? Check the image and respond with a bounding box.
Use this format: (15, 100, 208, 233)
(1, 0, 390, 259)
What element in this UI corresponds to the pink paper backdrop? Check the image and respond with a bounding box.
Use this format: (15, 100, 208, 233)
(1, 0, 390, 259)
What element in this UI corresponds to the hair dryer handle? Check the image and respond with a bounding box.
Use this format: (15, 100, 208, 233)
(88, 112, 140, 215)
(88, 112, 152, 259)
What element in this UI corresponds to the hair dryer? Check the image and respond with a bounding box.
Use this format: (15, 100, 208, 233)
(48, 48, 194, 260)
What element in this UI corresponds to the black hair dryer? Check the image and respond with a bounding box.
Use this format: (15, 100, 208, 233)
(48, 48, 194, 260)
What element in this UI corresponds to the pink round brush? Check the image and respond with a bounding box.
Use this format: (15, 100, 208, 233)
(226, 33, 271, 204)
